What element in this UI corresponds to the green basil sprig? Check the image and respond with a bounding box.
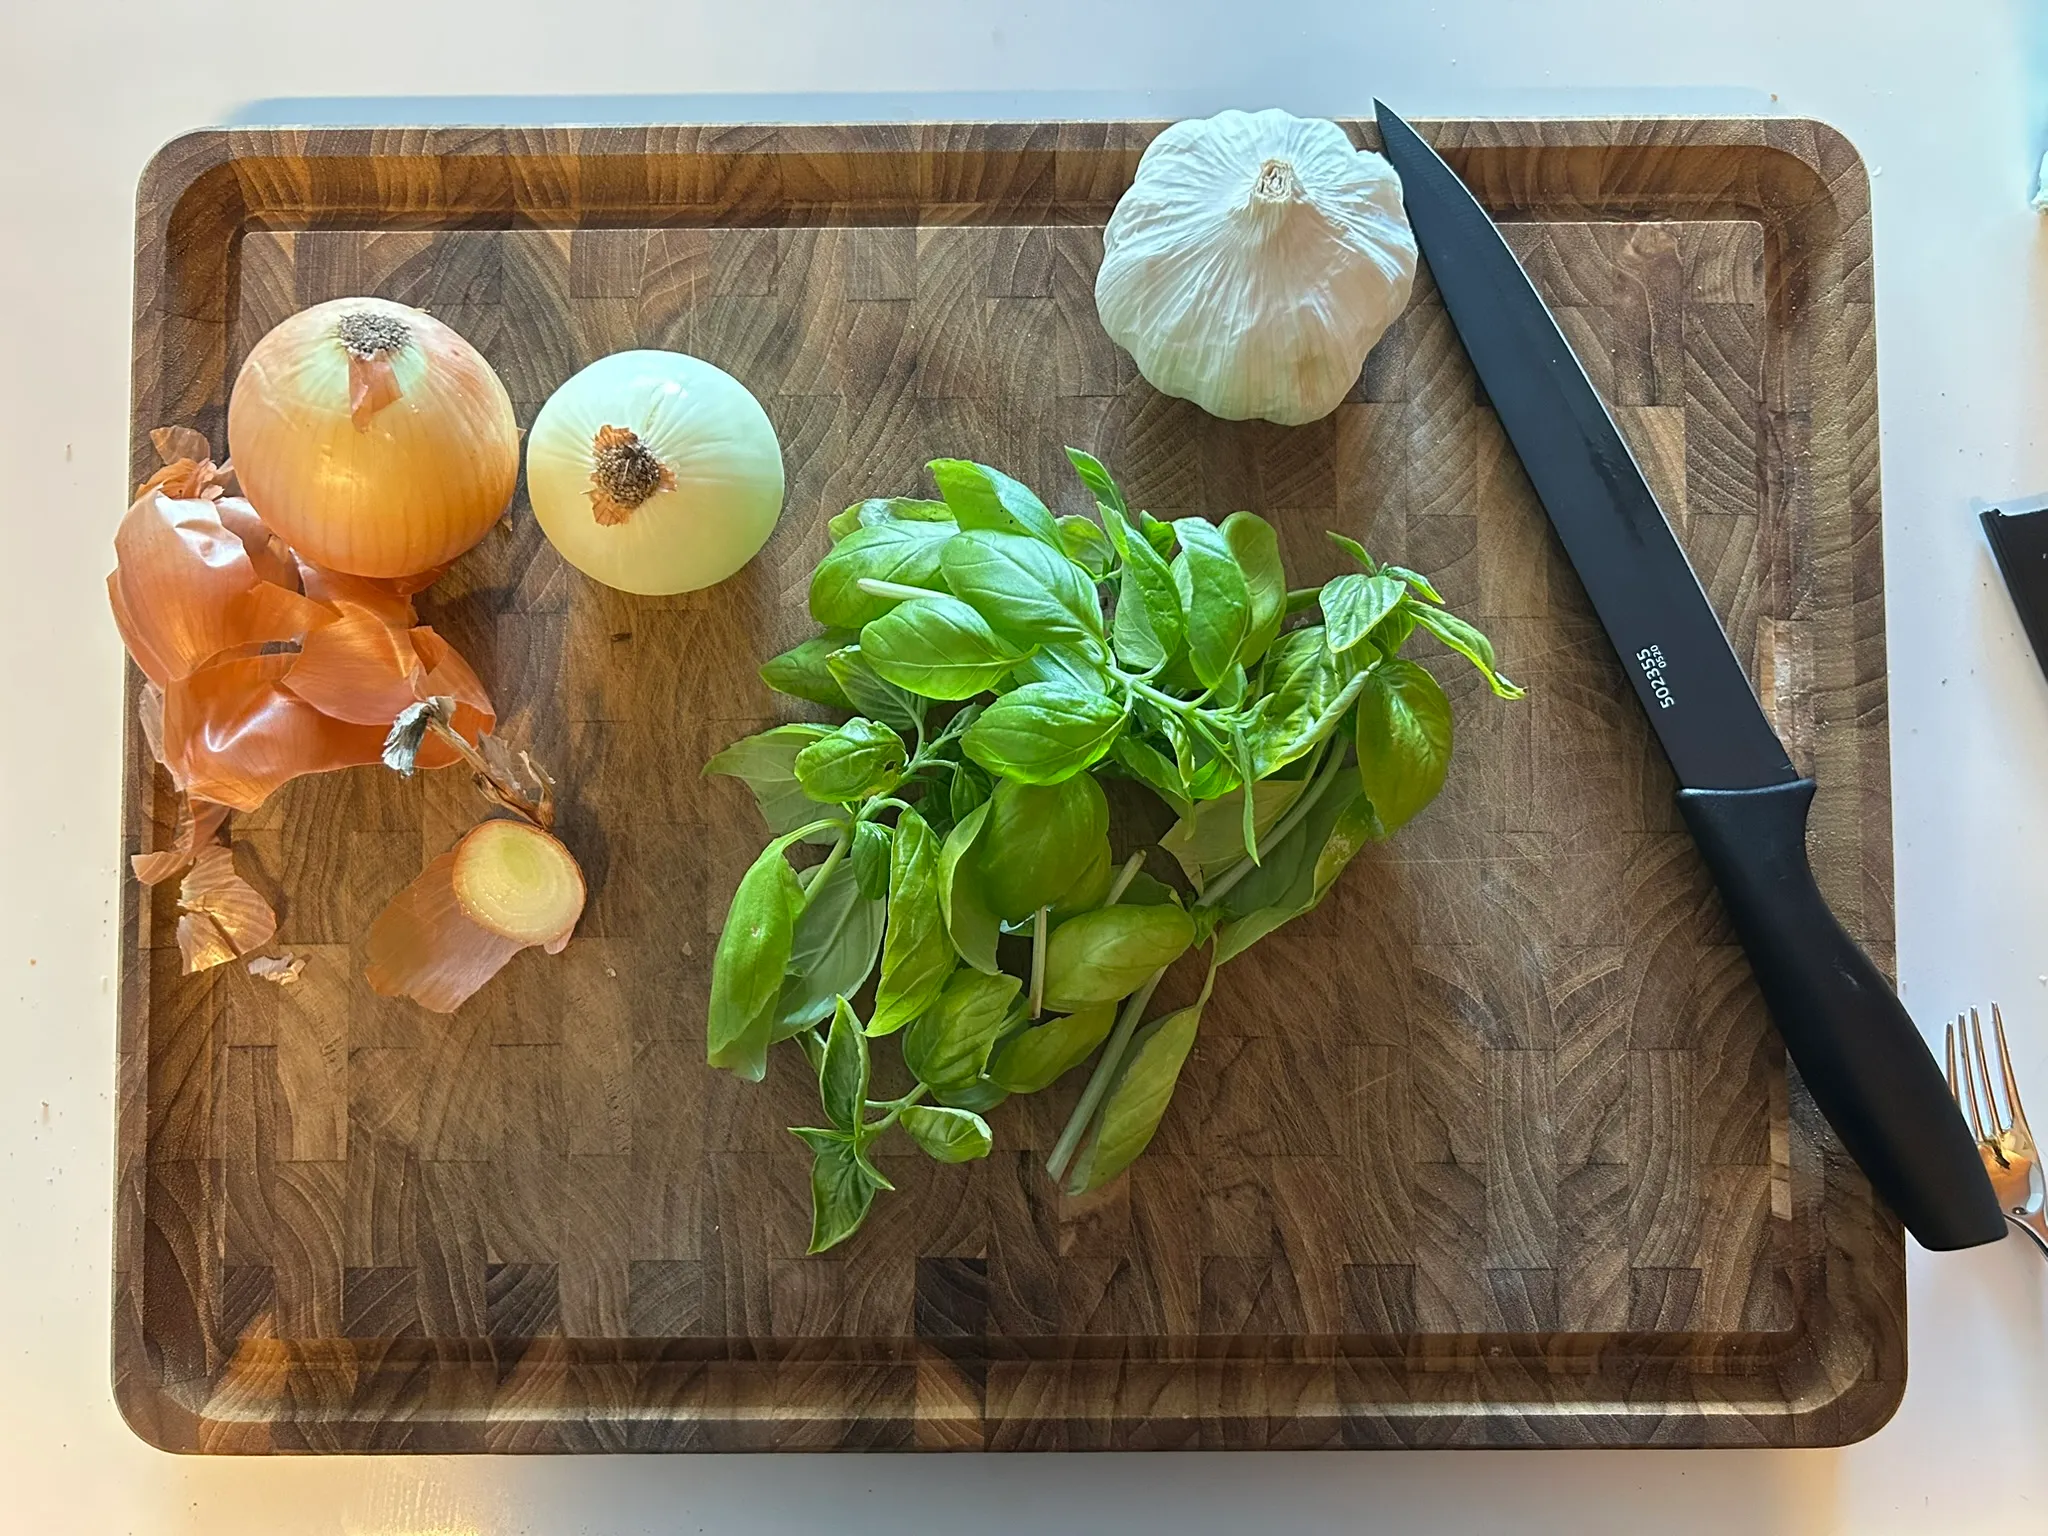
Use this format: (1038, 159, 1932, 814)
(706, 450, 1521, 1250)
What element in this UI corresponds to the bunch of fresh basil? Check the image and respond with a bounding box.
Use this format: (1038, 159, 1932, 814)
(704, 449, 1520, 1252)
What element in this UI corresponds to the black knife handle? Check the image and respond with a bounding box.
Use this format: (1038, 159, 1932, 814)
(1677, 780, 2004, 1250)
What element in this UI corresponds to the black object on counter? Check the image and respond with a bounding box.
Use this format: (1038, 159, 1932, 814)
(1983, 500, 2048, 683)
(1376, 100, 2006, 1252)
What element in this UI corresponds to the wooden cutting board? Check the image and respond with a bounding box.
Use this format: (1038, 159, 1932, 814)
(116, 118, 1901, 1451)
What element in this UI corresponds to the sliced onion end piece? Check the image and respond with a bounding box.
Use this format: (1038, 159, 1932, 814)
(450, 820, 585, 946)
(364, 850, 525, 1013)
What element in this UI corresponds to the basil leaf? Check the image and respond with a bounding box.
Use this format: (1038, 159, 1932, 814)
(1063, 445, 1129, 515)
(1138, 510, 1178, 558)
(707, 841, 805, 1081)
(899, 1104, 994, 1163)
(793, 717, 907, 803)
(1210, 662, 1248, 709)
(1057, 514, 1116, 577)
(1105, 505, 1183, 673)
(1064, 969, 1213, 1195)
(1007, 642, 1111, 694)
(1213, 775, 1376, 962)
(940, 529, 1104, 646)
(1376, 605, 1420, 658)
(809, 518, 953, 628)
(986, 1000, 1116, 1095)
(850, 819, 893, 901)
(937, 800, 1001, 973)
(1263, 626, 1340, 711)
(805, 1135, 881, 1253)
(871, 809, 952, 1036)
(1355, 657, 1453, 837)
(819, 997, 870, 1132)
(1412, 605, 1524, 698)
(976, 773, 1110, 922)
(1221, 512, 1285, 665)
(933, 1076, 1010, 1113)
(949, 761, 991, 825)
(1385, 563, 1444, 604)
(826, 645, 925, 734)
(1326, 530, 1376, 571)
(1246, 626, 1344, 776)
(962, 681, 1127, 785)
(777, 854, 887, 1028)
(1321, 572, 1406, 655)
(759, 630, 858, 708)
(1110, 576, 1163, 674)
(1185, 726, 1243, 800)
(1159, 777, 1309, 891)
(828, 496, 954, 543)
(1042, 903, 1195, 1011)
(793, 1124, 895, 1195)
(928, 459, 1061, 546)
(1050, 836, 1114, 921)
(1110, 734, 1194, 819)
(860, 593, 1026, 700)
(703, 723, 842, 843)
(1171, 518, 1251, 688)
(903, 968, 1022, 1089)
(1116, 870, 1182, 907)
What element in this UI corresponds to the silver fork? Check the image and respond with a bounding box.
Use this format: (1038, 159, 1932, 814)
(1946, 1004, 2048, 1258)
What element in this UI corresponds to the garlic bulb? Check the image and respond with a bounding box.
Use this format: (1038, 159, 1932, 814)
(1095, 109, 1418, 427)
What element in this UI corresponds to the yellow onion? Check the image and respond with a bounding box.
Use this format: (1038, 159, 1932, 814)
(524, 349, 784, 595)
(228, 296, 520, 578)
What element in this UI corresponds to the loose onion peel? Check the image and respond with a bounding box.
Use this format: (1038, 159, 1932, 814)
(112, 424, 539, 993)
(109, 429, 497, 815)
(175, 845, 277, 973)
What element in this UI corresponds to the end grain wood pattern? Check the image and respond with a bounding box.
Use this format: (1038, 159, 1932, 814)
(117, 119, 1902, 1452)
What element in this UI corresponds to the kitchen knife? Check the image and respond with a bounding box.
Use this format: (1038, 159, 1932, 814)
(1373, 102, 2003, 1251)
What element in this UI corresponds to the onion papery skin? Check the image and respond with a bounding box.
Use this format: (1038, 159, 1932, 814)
(525, 349, 785, 596)
(228, 297, 520, 579)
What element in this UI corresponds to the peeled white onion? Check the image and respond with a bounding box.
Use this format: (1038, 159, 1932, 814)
(228, 296, 520, 578)
(525, 350, 785, 595)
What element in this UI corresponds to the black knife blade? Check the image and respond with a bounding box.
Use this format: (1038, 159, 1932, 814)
(1374, 102, 2003, 1251)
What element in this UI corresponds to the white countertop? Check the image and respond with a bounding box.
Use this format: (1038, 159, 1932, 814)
(8, 0, 2048, 1529)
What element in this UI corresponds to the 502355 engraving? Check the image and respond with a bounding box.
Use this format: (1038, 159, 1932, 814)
(1637, 645, 1675, 709)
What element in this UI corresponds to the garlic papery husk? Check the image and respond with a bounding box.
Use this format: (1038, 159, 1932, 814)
(1095, 108, 1418, 427)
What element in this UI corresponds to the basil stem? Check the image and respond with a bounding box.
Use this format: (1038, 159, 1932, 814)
(1045, 967, 1166, 1182)
(1197, 742, 1350, 909)
(862, 1082, 929, 1135)
(1029, 905, 1049, 1018)
(1045, 745, 1353, 1178)
(1104, 850, 1146, 906)
(808, 828, 851, 893)
(858, 576, 944, 603)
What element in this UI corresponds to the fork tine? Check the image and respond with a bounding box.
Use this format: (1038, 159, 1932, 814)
(1946, 1018, 1961, 1101)
(1994, 1003, 2033, 1138)
(1972, 1008, 2009, 1137)
(1956, 1016, 1988, 1141)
